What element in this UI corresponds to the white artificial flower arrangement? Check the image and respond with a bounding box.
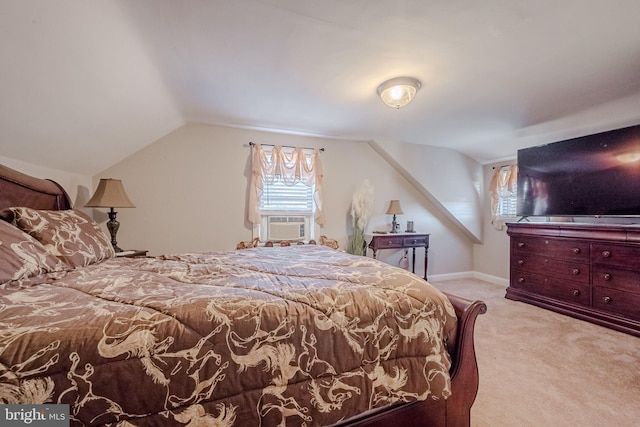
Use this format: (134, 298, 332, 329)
(347, 179, 374, 256)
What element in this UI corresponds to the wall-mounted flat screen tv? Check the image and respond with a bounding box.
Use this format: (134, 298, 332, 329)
(517, 124, 640, 217)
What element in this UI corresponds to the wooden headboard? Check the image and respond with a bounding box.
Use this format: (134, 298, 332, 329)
(0, 163, 72, 211)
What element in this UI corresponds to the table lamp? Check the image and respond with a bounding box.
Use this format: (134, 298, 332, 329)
(386, 200, 404, 233)
(85, 178, 135, 252)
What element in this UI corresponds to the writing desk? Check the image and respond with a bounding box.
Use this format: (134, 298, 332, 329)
(368, 233, 430, 280)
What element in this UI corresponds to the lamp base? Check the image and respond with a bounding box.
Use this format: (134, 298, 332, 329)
(390, 215, 399, 233)
(107, 208, 123, 252)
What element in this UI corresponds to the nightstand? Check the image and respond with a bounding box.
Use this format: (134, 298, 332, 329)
(368, 233, 429, 280)
(115, 250, 148, 258)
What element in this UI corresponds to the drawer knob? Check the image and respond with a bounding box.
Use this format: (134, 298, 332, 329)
(573, 248, 581, 254)
(517, 259, 524, 265)
(603, 296, 613, 304)
(601, 250, 611, 258)
(518, 277, 526, 284)
(571, 268, 580, 275)
(518, 242, 526, 248)
(388, 241, 393, 245)
(572, 289, 581, 296)
(603, 273, 612, 281)
(412, 240, 417, 244)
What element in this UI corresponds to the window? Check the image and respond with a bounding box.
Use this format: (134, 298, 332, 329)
(249, 144, 324, 241)
(259, 178, 314, 241)
(490, 164, 518, 229)
(260, 179, 314, 212)
(496, 183, 517, 217)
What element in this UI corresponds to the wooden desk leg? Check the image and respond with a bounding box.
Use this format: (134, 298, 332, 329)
(372, 249, 377, 259)
(424, 248, 429, 281)
(412, 248, 416, 274)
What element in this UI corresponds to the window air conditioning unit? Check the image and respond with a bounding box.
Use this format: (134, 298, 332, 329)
(267, 216, 309, 241)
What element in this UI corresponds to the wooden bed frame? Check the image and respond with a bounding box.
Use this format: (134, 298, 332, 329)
(0, 163, 487, 427)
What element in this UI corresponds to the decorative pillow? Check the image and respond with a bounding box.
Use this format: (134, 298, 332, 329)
(319, 235, 339, 250)
(0, 220, 68, 284)
(1, 207, 115, 268)
(236, 237, 260, 250)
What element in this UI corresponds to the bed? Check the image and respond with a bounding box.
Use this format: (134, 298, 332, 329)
(0, 163, 486, 426)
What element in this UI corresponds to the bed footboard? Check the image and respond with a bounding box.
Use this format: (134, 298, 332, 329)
(440, 293, 488, 426)
(342, 293, 487, 427)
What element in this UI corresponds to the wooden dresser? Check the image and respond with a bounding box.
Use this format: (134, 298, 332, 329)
(507, 222, 640, 336)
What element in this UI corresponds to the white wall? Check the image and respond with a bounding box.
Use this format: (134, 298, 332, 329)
(370, 140, 484, 243)
(95, 123, 473, 277)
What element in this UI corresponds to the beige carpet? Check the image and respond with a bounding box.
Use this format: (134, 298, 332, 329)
(431, 278, 640, 427)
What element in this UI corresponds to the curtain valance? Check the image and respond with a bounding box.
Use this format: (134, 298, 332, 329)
(249, 144, 325, 225)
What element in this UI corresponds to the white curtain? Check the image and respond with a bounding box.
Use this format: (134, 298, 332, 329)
(490, 164, 518, 230)
(249, 144, 325, 225)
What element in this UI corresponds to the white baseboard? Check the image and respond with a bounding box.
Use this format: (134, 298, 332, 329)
(472, 271, 509, 287)
(428, 271, 509, 288)
(428, 271, 474, 282)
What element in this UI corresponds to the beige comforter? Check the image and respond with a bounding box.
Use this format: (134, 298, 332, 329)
(0, 245, 457, 426)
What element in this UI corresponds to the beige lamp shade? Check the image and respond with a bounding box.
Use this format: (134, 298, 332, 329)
(85, 179, 135, 208)
(385, 200, 404, 215)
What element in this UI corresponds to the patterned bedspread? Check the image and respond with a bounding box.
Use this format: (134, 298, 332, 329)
(0, 245, 457, 426)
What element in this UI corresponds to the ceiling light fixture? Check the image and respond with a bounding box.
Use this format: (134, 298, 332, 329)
(377, 77, 421, 109)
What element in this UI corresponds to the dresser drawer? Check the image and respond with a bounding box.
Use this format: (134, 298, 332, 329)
(593, 287, 640, 319)
(370, 236, 404, 249)
(511, 254, 589, 283)
(511, 270, 590, 306)
(592, 266, 640, 295)
(592, 243, 640, 268)
(403, 236, 428, 247)
(512, 236, 589, 261)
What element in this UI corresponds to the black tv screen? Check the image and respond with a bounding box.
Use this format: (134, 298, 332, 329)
(517, 124, 640, 217)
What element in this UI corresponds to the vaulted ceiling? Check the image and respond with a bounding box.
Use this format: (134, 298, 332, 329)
(2, 0, 640, 175)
